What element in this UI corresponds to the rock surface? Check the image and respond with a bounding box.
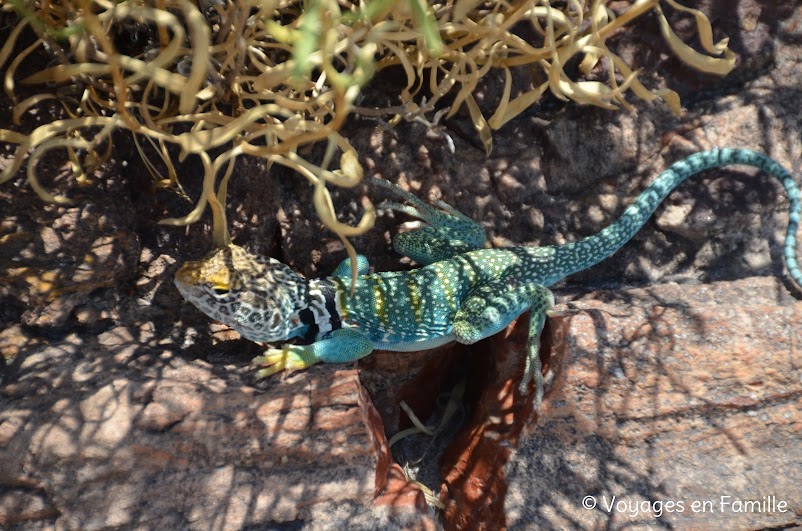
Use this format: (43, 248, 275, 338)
(506, 277, 802, 529)
(1, 1, 802, 529)
(0, 334, 396, 529)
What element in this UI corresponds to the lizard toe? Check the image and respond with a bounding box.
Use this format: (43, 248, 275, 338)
(252, 346, 317, 378)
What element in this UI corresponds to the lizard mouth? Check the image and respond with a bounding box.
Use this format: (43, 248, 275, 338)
(173, 261, 215, 305)
(173, 273, 201, 301)
(174, 251, 232, 290)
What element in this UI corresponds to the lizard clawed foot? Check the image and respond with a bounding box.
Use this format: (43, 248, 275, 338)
(252, 345, 318, 379)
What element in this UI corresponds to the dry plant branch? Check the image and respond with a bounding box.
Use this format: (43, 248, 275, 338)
(0, 0, 735, 283)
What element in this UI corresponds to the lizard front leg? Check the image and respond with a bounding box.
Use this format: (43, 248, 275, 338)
(375, 178, 486, 264)
(252, 328, 374, 379)
(331, 254, 370, 278)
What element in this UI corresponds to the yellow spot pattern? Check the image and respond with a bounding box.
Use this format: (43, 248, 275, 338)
(407, 277, 423, 323)
(372, 277, 388, 325)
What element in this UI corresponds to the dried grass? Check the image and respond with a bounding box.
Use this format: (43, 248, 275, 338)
(0, 0, 735, 284)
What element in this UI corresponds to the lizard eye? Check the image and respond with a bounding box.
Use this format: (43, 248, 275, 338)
(211, 286, 230, 296)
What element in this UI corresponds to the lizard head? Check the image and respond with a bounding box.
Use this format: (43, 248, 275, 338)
(174, 244, 310, 342)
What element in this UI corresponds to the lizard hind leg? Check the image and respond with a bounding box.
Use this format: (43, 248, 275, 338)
(522, 287, 555, 409)
(374, 178, 487, 264)
(452, 280, 555, 408)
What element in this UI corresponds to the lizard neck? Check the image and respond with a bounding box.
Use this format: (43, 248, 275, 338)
(294, 278, 343, 342)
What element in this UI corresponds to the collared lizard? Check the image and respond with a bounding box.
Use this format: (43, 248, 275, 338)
(174, 148, 802, 406)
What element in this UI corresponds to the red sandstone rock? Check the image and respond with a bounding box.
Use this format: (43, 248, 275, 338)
(0, 346, 392, 529)
(374, 463, 436, 529)
(505, 277, 802, 529)
(437, 311, 541, 530)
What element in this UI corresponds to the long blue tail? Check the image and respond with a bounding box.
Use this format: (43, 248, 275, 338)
(552, 148, 802, 287)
